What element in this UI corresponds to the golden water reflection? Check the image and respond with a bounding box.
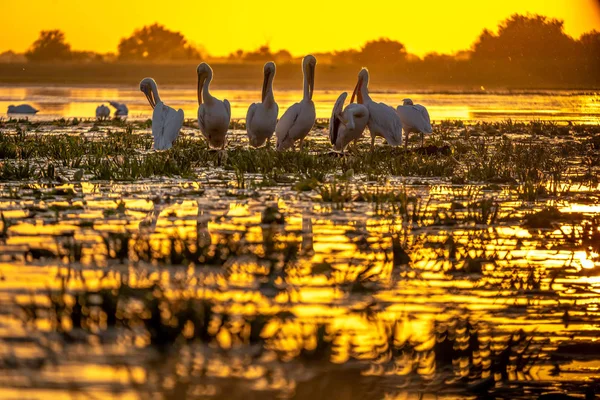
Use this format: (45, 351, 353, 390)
(0, 179, 599, 399)
(2, 86, 599, 123)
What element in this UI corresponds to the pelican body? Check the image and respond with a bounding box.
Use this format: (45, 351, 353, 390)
(109, 101, 129, 117)
(7, 104, 38, 115)
(350, 68, 403, 148)
(329, 92, 369, 152)
(275, 55, 316, 151)
(96, 104, 110, 120)
(140, 77, 184, 151)
(396, 98, 432, 147)
(197, 63, 231, 149)
(246, 62, 279, 147)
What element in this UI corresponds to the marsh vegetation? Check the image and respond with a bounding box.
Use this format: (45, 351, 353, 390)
(0, 117, 599, 399)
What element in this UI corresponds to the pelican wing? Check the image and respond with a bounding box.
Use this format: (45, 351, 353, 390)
(413, 104, 432, 133)
(224, 99, 231, 120)
(275, 102, 302, 143)
(197, 104, 206, 136)
(246, 103, 257, 134)
(397, 105, 432, 134)
(153, 103, 183, 150)
(369, 102, 403, 146)
(329, 92, 347, 145)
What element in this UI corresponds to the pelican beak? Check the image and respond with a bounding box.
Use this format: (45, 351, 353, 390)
(144, 86, 156, 109)
(337, 112, 347, 126)
(262, 69, 270, 103)
(309, 63, 315, 100)
(197, 72, 205, 106)
(350, 77, 361, 104)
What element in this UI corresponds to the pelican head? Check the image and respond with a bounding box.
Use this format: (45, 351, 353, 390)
(302, 55, 317, 100)
(196, 63, 213, 105)
(140, 78, 158, 109)
(350, 68, 369, 104)
(402, 98, 414, 106)
(262, 61, 276, 102)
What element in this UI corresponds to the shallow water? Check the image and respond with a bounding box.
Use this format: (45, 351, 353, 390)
(0, 122, 599, 399)
(1, 85, 599, 123)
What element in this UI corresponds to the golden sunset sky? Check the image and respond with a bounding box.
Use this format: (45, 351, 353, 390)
(2, 0, 600, 57)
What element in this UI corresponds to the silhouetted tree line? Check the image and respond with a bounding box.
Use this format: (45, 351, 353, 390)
(14, 15, 600, 85)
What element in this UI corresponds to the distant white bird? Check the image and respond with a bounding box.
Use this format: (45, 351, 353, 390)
(350, 68, 403, 149)
(7, 104, 38, 115)
(275, 55, 316, 151)
(139, 77, 184, 150)
(246, 62, 279, 147)
(109, 101, 128, 117)
(197, 63, 231, 149)
(396, 98, 432, 147)
(329, 92, 369, 152)
(96, 104, 110, 120)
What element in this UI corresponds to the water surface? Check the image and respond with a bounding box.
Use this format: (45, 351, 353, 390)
(1, 85, 599, 123)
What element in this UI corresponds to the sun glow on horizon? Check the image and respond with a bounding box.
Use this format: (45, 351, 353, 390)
(1, 0, 600, 58)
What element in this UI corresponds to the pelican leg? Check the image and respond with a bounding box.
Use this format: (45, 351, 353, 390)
(299, 138, 305, 151)
(421, 132, 424, 148)
(404, 130, 409, 150)
(370, 136, 375, 152)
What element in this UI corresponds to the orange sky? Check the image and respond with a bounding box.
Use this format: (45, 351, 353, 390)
(2, 0, 600, 57)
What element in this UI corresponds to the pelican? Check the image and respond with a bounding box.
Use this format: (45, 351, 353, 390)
(275, 55, 316, 151)
(109, 101, 128, 117)
(96, 104, 110, 120)
(350, 68, 403, 149)
(197, 63, 231, 149)
(246, 62, 279, 147)
(7, 104, 38, 115)
(329, 92, 369, 152)
(139, 77, 184, 151)
(396, 99, 432, 147)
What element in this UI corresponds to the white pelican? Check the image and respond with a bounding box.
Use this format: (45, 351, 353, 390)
(7, 104, 38, 115)
(275, 55, 316, 151)
(329, 92, 369, 152)
(396, 98, 432, 147)
(109, 101, 128, 117)
(197, 63, 231, 149)
(350, 68, 403, 149)
(246, 62, 279, 147)
(96, 104, 110, 120)
(139, 77, 184, 151)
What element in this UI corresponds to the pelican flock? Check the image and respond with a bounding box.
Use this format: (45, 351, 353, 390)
(197, 62, 231, 149)
(275, 55, 317, 151)
(115, 57, 433, 153)
(246, 62, 279, 147)
(350, 68, 403, 149)
(140, 77, 184, 150)
(396, 98, 432, 147)
(329, 92, 369, 152)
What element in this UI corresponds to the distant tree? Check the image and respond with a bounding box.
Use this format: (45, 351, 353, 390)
(472, 14, 576, 62)
(25, 30, 72, 62)
(118, 24, 200, 61)
(355, 38, 407, 65)
(332, 49, 360, 65)
(243, 45, 272, 62)
(579, 30, 600, 63)
(274, 49, 293, 64)
(0, 50, 26, 63)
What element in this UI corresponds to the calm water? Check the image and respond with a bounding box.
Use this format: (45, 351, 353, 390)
(1, 85, 600, 123)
